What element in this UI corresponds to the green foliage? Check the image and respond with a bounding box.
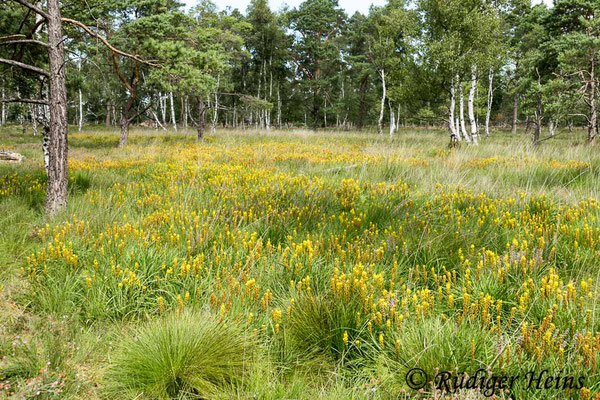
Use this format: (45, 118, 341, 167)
(104, 310, 257, 399)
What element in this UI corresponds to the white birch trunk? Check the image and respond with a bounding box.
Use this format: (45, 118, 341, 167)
(459, 81, 470, 143)
(378, 69, 386, 134)
(77, 59, 83, 132)
(0, 78, 6, 125)
(211, 75, 220, 134)
(152, 111, 167, 130)
(169, 91, 177, 131)
(183, 96, 188, 129)
(159, 93, 166, 125)
(389, 101, 395, 137)
(267, 57, 273, 130)
(30, 104, 38, 136)
(485, 68, 494, 135)
(1, 78, 5, 125)
(468, 64, 478, 144)
(449, 77, 458, 142)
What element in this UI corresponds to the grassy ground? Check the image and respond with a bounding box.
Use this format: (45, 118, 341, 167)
(1, 126, 599, 399)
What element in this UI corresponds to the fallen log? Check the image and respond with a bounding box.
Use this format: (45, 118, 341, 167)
(0, 151, 25, 163)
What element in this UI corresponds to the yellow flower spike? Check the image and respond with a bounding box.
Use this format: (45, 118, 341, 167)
(158, 296, 164, 313)
(343, 331, 349, 346)
(379, 333, 384, 348)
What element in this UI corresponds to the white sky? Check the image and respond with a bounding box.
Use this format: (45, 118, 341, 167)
(184, 0, 553, 15)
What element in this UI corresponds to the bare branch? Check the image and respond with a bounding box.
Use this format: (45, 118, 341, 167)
(61, 18, 160, 67)
(0, 34, 26, 40)
(0, 57, 49, 76)
(128, 102, 154, 122)
(0, 97, 49, 105)
(0, 39, 49, 48)
(10, 0, 49, 20)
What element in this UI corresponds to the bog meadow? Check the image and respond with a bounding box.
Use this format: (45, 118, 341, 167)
(2, 0, 600, 399)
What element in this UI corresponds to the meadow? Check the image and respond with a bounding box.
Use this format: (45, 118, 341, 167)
(1, 127, 600, 399)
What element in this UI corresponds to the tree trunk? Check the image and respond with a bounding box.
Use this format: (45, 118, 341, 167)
(105, 101, 111, 127)
(395, 104, 400, 133)
(485, 68, 494, 135)
(468, 64, 478, 144)
(533, 72, 542, 147)
(212, 75, 220, 135)
(588, 54, 596, 144)
(357, 73, 368, 131)
(459, 81, 470, 143)
(378, 69, 386, 134)
(46, 0, 68, 216)
(267, 58, 272, 131)
(160, 92, 166, 125)
(449, 77, 458, 143)
(119, 114, 129, 147)
(197, 97, 205, 140)
(388, 100, 395, 137)
(324, 96, 327, 127)
(30, 104, 38, 136)
(1, 78, 5, 125)
(78, 87, 83, 132)
(182, 95, 188, 129)
(512, 94, 518, 134)
(169, 91, 177, 131)
(111, 103, 117, 126)
(549, 120, 556, 137)
(277, 84, 281, 128)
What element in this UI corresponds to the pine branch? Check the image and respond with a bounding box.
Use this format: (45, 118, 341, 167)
(61, 18, 160, 67)
(0, 98, 49, 105)
(0, 39, 49, 48)
(10, 0, 49, 20)
(0, 57, 49, 76)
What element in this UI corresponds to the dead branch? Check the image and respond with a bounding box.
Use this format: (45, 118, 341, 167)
(11, 0, 49, 19)
(0, 57, 49, 76)
(0, 98, 49, 105)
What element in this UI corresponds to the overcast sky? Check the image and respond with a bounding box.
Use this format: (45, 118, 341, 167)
(185, 0, 553, 15)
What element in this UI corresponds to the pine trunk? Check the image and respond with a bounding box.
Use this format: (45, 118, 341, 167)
(46, 0, 69, 216)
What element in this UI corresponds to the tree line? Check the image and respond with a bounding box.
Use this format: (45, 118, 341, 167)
(1, 0, 599, 214)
